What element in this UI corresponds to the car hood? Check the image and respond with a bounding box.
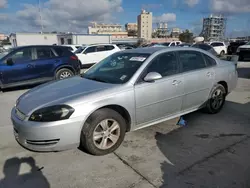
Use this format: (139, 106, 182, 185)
(17, 76, 115, 115)
(239, 44, 250, 49)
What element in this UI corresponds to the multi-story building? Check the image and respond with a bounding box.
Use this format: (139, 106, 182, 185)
(200, 14, 226, 41)
(171, 27, 181, 38)
(0, 34, 7, 41)
(125, 23, 138, 37)
(125, 23, 138, 32)
(137, 9, 153, 40)
(88, 22, 128, 39)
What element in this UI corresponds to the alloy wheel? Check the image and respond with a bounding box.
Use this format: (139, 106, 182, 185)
(211, 89, 224, 110)
(60, 71, 72, 79)
(93, 119, 120, 150)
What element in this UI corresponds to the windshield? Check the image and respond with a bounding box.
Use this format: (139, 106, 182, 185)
(83, 52, 150, 84)
(246, 41, 250, 45)
(74, 46, 86, 54)
(0, 48, 14, 60)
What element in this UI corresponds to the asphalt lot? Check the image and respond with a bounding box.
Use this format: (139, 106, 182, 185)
(0, 62, 250, 188)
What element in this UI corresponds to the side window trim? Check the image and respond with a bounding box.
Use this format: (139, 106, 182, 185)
(135, 51, 181, 85)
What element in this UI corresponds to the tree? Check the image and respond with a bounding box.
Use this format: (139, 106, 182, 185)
(179, 29, 194, 43)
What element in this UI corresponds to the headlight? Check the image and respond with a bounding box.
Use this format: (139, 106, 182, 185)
(29, 105, 74, 122)
(236, 48, 240, 53)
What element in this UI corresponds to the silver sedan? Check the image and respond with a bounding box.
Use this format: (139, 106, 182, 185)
(11, 47, 238, 155)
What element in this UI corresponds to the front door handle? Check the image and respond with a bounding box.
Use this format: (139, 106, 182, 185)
(27, 64, 35, 68)
(172, 80, 181, 85)
(207, 72, 212, 77)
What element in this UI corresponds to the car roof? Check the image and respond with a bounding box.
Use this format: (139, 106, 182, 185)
(16, 45, 68, 48)
(121, 46, 208, 54)
(88, 43, 116, 46)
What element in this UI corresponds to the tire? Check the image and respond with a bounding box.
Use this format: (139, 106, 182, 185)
(220, 50, 225, 56)
(80, 108, 127, 156)
(56, 68, 74, 80)
(239, 55, 244, 61)
(203, 84, 226, 114)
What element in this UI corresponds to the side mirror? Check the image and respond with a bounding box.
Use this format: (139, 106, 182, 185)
(144, 72, 162, 82)
(6, 58, 14, 66)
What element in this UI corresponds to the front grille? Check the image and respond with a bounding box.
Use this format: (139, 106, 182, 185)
(26, 139, 60, 146)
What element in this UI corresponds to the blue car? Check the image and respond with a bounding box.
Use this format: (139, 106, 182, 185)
(0, 45, 81, 89)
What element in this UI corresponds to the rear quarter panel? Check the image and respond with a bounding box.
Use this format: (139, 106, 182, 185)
(214, 60, 238, 93)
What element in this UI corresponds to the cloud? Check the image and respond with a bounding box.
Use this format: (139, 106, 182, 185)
(153, 13, 176, 23)
(184, 0, 199, 7)
(12, 0, 123, 32)
(211, 0, 250, 14)
(0, 0, 7, 8)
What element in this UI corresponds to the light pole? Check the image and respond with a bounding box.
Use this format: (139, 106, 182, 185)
(38, 0, 44, 33)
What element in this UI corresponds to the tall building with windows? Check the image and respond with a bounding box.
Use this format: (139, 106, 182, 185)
(200, 14, 226, 41)
(137, 9, 152, 39)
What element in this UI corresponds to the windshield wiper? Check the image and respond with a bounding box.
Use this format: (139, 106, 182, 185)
(83, 76, 108, 83)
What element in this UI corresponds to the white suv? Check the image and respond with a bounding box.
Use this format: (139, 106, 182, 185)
(209, 42, 227, 56)
(75, 44, 120, 68)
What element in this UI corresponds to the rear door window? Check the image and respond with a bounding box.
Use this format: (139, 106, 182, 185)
(85, 46, 97, 53)
(203, 53, 217, 67)
(96, 46, 106, 52)
(105, 45, 115, 51)
(178, 50, 207, 72)
(35, 47, 56, 59)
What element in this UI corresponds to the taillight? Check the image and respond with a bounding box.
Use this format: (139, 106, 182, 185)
(70, 55, 78, 60)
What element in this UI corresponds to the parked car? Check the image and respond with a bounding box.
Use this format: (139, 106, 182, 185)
(227, 41, 247, 55)
(11, 47, 238, 155)
(62, 45, 82, 53)
(236, 41, 250, 61)
(208, 42, 227, 56)
(75, 44, 120, 68)
(177, 43, 192, 47)
(0, 45, 81, 89)
(192, 43, 218, 56)
(160, 41, 182, 47)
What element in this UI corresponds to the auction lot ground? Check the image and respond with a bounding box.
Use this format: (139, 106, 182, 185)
(0, 62, 250, 188)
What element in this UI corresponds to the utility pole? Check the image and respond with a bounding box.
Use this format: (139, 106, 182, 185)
(38, 0, 44, 33)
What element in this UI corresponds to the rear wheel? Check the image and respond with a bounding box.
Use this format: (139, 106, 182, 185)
(203, 84, 226, 114)
(56, 68, 74, 80)
(80, 108, 126, 156)
(220, 50, 225, 56)
(239, 55, 244, 61)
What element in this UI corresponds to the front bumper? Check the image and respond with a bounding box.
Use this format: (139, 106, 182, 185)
(11, 107, 85, 152)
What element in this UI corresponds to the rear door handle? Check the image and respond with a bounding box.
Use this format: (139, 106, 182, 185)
(172, 80, 181, 85)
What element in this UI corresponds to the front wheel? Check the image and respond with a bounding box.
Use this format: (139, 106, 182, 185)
(203, 84, 226, 114)
(80, 108, 126, 155)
